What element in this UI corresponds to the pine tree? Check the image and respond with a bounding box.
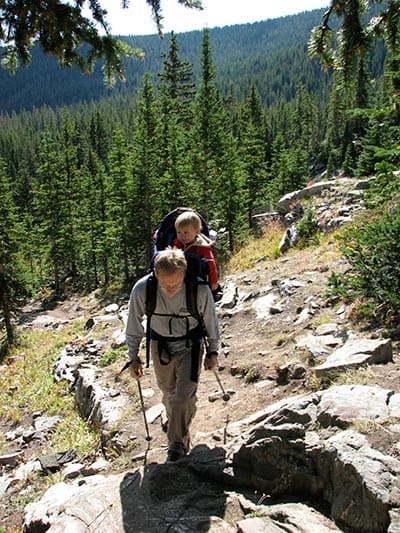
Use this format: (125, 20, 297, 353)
(131, 74, 161, 268)
(324, 79, 347, 175)
(59, 116, 82, 281)
(289, 81, 320, 162)
(77, 152, 108, 288)
(193, 29, 246, 250)
(89, 109, 110, 168)
(240, 84, 268, 226)
(34, 133, 72, 291)
(268, 133, 308, 205)
(192, 28, 219, 218)
(0, 158, 28, 348)
(106, 128, 133, 284)
(0, 0, 143, 85)
(157, 33, 197, 210)
(158, 32, 196, 128)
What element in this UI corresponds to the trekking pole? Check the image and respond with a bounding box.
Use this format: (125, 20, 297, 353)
(213, 370, 230, 402)
(137, 380, 152, 441)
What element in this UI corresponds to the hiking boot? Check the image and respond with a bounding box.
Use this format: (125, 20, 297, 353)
(166, 449, 185, 463)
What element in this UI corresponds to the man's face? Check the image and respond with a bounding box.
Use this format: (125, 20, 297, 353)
(155, 269, 185, 297)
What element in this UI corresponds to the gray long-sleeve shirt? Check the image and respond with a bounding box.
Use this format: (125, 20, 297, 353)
(126, 274, 220, 363)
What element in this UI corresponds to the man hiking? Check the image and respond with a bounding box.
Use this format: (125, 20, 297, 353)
(125, 247, 220, 462)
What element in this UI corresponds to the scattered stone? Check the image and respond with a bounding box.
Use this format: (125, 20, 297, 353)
(38, 449, 77, 472)
(218, 283, 238, 309)
(62, 463, 85, 480)
(85, 317, 95, 329)
(315, 322, 340, 335)
(104, 303, 119, 313)
(13, 460, 41, 482)
(0, 475, 13, 496)
(0, 452, 24, 467)
(252, 293, 278, 319)
(81, 458, 110, 476)
(145, 403, 165, 424)
(33, 415, 62, 434)
(314, 337, 393, 376)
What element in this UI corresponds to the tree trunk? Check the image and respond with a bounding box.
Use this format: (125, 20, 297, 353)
(0, 270, 14, 344)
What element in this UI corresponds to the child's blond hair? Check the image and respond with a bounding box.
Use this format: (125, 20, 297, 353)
(175, 211, 202, 232)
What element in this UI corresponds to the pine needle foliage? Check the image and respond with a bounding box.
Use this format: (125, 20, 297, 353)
(328, 204, 400, 332)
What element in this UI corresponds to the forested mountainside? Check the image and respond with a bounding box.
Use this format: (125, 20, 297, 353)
(1, 9, 333, 113)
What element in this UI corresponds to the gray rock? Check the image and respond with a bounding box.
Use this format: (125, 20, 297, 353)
(279, 226, 299, 253)
(314, 337, 392, 376)
(277, 181, 335, 214)
(238, 516, 283, 532)
(318, 430, 400, 531)
(389, 393, 400, 417)
(317, 384, 392, 427)
(38, 449, 77, 472)
(262, 502, 343, 532)
(104, 303, 119, 313)
(252, 292, 278, 319)
(0, 475, 12, 496)
(315, 322, 340, 335)
(24, 449, 243, 533)
(230, 386, 400, 532)
(23, 385, 400, 533)
(74, 366, 131, 430)
(218, 283, 238, 309)
(0, 451, 24, 467)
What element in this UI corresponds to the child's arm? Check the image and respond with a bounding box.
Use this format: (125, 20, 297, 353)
(173, 237, 184, 249)
(200, 247, 219, 289)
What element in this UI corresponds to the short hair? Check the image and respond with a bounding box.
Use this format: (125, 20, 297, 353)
(154, 247, 187, 275)
(175, 211, 202, 232)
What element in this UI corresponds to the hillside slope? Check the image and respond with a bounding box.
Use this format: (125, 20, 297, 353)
(0, 9, 327, 113)
(1, 178, 400, 530)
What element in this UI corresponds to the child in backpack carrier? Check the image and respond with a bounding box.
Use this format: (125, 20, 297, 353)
(173, 211, 222, 300)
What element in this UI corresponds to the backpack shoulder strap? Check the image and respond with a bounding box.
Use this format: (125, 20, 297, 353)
(185, 280, 198, 319)
(145, 274, 157, 317)
(145, 274, 158, 368)
(185, 280, 208, 337)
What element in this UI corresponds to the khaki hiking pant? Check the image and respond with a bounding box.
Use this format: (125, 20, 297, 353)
(151, 340, 203, 454)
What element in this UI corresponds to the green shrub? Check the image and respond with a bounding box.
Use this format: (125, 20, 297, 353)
(244, 367, 261, 384)
(328, 206, 400, 329)
(296, 207, 320, 247)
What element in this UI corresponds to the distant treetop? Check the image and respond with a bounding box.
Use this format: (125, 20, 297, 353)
(0, 0, 202, 86)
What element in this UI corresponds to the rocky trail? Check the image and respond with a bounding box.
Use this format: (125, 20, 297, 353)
(1, 176, 400, 532)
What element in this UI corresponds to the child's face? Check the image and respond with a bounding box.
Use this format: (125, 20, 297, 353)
(176, 224, 199, 245)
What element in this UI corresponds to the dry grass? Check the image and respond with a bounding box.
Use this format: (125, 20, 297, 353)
(227, 219, 285, 273)
(0, 324, 99, 456)
(334, 365, 375, 385)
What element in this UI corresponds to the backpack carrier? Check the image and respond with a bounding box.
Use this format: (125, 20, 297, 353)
(153, 206, 211, 252)
(152, 206, 222, 301)
(144, 253, 209, 383)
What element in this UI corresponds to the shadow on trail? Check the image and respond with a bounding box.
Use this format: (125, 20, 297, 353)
(120, 444, 230, 532)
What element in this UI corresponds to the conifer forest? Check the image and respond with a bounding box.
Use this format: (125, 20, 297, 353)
(1, 3, 400, 347)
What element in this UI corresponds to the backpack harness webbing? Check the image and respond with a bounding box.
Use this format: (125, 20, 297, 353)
(145, 275, 208, 383)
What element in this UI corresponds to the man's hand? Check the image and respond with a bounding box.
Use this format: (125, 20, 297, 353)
(129, 362, 144, 380)
(204, 352, 219, 371)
